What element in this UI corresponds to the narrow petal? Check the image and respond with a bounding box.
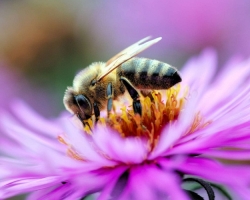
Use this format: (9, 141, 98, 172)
(181, 48, 217, 95)
(92, 126, 148, 164)
(119, 165, 188, 200)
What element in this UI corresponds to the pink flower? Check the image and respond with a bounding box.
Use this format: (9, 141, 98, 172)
(1, 49, 250, 199)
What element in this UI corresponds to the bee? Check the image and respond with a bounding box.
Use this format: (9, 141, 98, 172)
(63, 37, 182, 124)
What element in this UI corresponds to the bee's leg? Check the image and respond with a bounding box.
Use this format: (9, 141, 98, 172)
(77, 113, 91, 130)
(93, 102, 100, 124)
(120, 77, 142, 115)
(106, 83, 113, 117)
(141, 90, 154, 101)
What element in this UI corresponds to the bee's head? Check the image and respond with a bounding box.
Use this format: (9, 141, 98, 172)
(63, 87, 92, 120)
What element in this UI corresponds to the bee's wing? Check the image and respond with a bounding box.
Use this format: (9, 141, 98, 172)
(97, 37, 162, 81)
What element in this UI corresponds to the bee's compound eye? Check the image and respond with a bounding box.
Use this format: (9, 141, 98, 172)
(74, 95, 92, 110)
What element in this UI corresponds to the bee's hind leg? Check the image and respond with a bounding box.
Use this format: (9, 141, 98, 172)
(120, 77, 142, 115)
(106, 83, 113, 117)
(93, 102, 100, 124)
(141, 90, 154, 101)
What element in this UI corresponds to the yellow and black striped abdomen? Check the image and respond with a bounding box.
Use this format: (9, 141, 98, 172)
(119, 57, 181, 90)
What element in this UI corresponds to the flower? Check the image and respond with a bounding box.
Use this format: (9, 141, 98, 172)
(1, 49, 250, 199)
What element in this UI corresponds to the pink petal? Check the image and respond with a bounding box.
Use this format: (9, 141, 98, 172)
(92, 126, 148, 164)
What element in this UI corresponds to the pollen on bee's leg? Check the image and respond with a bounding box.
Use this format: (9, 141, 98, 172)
(83, 119, 93, 134)
(112, 104, 117, 114)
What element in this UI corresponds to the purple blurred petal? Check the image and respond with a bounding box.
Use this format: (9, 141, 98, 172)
(0, 176, 61, 199)
(10, 100, 62, 136)
(196, 149, 250, 160)
(182, 49, 217, 93)
(93, 126, 149, 163)
(97, 166, 127, 200)
(199, 58, 250, 115)
(119, 165, 188, 200)
(60, 117, 116, 167)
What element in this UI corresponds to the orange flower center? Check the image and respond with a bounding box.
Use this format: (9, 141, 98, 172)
(85, 84, 188, 149)
(58, 84, 211, 160)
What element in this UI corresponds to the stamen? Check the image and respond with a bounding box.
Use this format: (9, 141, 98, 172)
(67, 148, 84, 161)
(60, 84, 212, 155)
(104, 85, 186, 150)
(57, 135, 68, 145)
(58, 135, 85, 161)
(186, 112, 212, 135)
(80, 84, 210, 150)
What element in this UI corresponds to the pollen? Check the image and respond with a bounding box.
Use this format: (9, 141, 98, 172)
(185, 112, 212, 135)
(60, 84, 211, 158)
(57, 135, 85, 161)
(67, 148, 85, 161)
(84, 84, 189, 149)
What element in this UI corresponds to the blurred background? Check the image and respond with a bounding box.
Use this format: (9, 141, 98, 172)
(1, 0, 250, 118)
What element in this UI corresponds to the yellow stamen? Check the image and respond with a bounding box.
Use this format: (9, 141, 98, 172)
(60, 84, 212, 156)
(67, 148, 84, 161)
(57, 135, 68, 145)
(85, 84, 186, 150)
(58, 135, 85, 161)
(185, 112, 212, 135)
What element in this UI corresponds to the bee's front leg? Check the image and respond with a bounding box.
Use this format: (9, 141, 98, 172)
(77, 113, 92, 129)
(93, 102, 100, 124)
(106, 83, 113, 117)
(120, 77, 142, 115)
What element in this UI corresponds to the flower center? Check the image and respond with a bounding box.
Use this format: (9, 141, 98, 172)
(110, 87, 184, 148)
(86, 84, 189, 149)
(58, 84, 212, 160)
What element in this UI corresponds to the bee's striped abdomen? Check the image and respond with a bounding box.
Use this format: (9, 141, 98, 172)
(119, 57, 181, 90)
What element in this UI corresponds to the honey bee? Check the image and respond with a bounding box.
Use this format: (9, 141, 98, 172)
(64, 37, 181, 124)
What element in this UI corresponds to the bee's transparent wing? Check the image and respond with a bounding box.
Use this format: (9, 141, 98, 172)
(105, 36, 152, 66)
(97, 37, 162, 81)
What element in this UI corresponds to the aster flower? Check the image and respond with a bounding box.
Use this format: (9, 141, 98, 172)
(1, 49, 250, 199)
